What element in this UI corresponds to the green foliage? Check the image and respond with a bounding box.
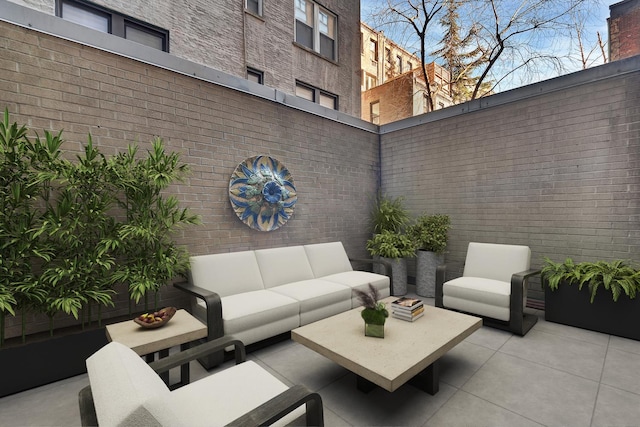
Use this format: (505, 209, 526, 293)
(366, 230, 417, 259)
(370, 193, 409, 234)
(355, 284, 388, 324)
(407, 214, 450, 253)
(541, 257, 640, 303)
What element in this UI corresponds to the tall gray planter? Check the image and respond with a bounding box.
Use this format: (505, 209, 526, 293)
(381, 256, 408, 296)
(416, 250, 444, 297)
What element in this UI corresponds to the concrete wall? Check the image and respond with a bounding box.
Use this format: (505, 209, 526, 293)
(6, 0, 363, 117)
(380, 58, 640, 300)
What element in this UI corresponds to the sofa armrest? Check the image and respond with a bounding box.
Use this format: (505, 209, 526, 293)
(228, 384, 324, 427)
(174, 281, 224, 341)
(148, 336, 246, 375)
(349, 257, 394, 295)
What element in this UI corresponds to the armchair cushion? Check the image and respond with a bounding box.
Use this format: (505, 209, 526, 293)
(443, 277, 511, 321)
(463, 242, 531, 282)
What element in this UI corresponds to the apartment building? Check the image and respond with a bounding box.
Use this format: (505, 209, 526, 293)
(9, 0, 362, 117)
(608, 0, 640, 61)
(360, 22, 453, 124)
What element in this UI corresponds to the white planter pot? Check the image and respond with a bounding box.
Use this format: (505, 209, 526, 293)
(416, 250, 444, 297)
(381, 256, 408, 296)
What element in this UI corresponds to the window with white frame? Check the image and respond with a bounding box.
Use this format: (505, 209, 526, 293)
(245, 0, 262, 16)
(370, 101, 380, 125)
(294, 0, 337, 61)
(56, 0, 168, 51)
(295, 81, 338, 110)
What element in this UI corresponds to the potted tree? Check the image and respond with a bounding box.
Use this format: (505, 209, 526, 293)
(366, 230, 417, 295)
(369, 193, 409, 275)
(407, 214, 450, 297)
(541, 257, 640, 340)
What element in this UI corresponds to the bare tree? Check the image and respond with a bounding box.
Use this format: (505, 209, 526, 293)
(364, 0, 603, 102)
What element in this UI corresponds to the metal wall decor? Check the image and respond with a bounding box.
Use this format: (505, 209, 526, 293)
(229, 155, 297, 231)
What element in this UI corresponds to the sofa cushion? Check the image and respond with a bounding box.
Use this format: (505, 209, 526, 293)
(443, 276, 510, 321)
(322, 271, 391, 307)
(270, 279, 352, 324)
(189, 251, 264, 297)
(304, 242, 353, 277)
(463, 242, 531, 283)
(160, 361, 304, 427)
(255, 246, 315, 288)
(86, 342, 172, 427)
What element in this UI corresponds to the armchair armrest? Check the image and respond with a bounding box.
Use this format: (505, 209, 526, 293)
(228, 384, 324, 427)
(173, 281, 224, 368)
(509, 269, 541, 334)
(148, 336, 246, 375)
(349, 257, 394, 295)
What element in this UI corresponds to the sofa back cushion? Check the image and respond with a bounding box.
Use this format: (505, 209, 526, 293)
(463, 242, 531, 283)
(189, 251, 265, 297)
(255, 246, 315, 288)
(86, 342, 173, 427)
(304, 242, 353, 278)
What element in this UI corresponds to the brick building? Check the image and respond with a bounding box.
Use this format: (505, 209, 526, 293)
(608, 0, 640, 61)
(360, 22, 452, 124)
(8, 0, 362, 117)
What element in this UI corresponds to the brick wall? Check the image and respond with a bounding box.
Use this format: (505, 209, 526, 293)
(609, 0, 640, 61)
(0, 19, 379, 338)
(380, 65, 640, 300)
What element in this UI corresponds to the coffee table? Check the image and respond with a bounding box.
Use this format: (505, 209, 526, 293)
(291, 297, 481, 394)
(105, 309, 207, 388)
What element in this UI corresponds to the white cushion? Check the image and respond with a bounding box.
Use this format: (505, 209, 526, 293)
(255, 246, 315, 288)
(463, 242, 531, 283)
(443, 277, 510, 307)
(304, 242, 353, 277)
(86, 342, 172, 427)
(443, 295, 510, 322)
(189, 251, 264, 297)
(270, 279, 352, 325)
(321, 271, 391, 307)
(162, 361, 304, 427)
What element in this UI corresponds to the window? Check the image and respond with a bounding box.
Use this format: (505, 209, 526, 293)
(407, 62, 413, 70)
(370, 39, 378, 63)
(295, 81, 338, 110)
(56, 0, 169, 51)
(364, 73, 377, 90)
(294, 0, 337, 61)
(396, 55, 403, 73)
(245, 0, 262, 16)
(247, 67, 264, 84)
(385, 48, 391, 64)
(370, 101, 380, 125)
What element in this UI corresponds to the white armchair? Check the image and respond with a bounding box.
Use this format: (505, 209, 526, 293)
(78, 337, 323, 426)
(435, 242, 540, 336)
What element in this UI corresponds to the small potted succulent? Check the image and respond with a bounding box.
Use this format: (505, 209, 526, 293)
(354, 284, 389, 338)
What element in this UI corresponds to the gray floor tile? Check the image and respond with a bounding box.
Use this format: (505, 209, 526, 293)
(499, 329, 607, 380)
(608, 335, 640, 356)
(591, 384, 640, 427)
(426, 390, 545, 427)
(601, 347, 640, 395)
(463, 325, 513, 350)
(462, 352, 599, 427)
(534, 317, 611, 346)
(438, 341, 495, 388)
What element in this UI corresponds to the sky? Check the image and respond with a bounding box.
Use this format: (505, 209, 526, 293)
(360, 0, 621, 92)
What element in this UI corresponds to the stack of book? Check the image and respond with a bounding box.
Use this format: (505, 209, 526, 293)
(391, 297, 424, 322)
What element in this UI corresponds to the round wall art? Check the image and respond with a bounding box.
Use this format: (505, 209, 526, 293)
(228, 155, 297, 232)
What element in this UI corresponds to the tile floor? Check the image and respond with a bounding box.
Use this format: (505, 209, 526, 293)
(3, 297, 640, 426)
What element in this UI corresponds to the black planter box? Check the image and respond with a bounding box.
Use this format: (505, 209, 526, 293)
(545, 283, 640, 340)
(0, 328, 108, 398)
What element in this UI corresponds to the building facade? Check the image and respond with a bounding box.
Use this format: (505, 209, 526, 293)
(608, 0, 640, 61)
(8, 0, 362, 116)
(360, 22, 453, 124)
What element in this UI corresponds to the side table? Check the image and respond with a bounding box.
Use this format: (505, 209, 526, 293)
(105, 309, 207, 388)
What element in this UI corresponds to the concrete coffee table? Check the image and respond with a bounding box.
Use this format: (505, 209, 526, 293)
(292, 297, 481, 394)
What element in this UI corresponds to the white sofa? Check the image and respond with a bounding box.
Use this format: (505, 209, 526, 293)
(175, 242, 391, 367)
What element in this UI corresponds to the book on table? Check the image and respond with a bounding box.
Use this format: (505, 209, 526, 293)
(391, 297, 423, 312)
(392, 308, 424, 322)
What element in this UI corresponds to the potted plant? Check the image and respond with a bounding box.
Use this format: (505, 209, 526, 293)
(354, 284, 389, 338)
(541, 257, 640, 340)
(407, 214, 450, 297)
(366, 230, 417, 295)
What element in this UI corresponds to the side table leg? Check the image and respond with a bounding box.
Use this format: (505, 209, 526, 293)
(409, 360, 439, 395)
(159, 349, 170, 385)
(180, 342, 191, 386)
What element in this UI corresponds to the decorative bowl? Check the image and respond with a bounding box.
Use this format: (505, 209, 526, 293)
(134, 307, 177, 329)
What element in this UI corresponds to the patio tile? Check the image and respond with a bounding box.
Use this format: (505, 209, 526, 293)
(591, 384, 640, 426)
(319, 372, 456, 426)
(608, 335, 640, 356)
(438, 341, 495, 388)
(534, 317, 610, 346)
(499, 329, 607, 381)
(426, 390, 544, 427)
(462, 352, 599, 426)
(463, 324, 512, 350)
(601, 347, 640, 395)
